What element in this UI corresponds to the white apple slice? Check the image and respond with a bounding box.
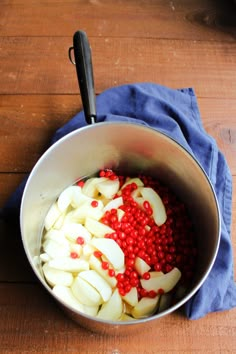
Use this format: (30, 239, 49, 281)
(82, 244, 96, 259)
(141, 187, 167, 226)
(42, 263, 73, 287)
(117, 208, 125, 222)
(121, 177, 144, 189)
(131, 295, 160, 319)
(140, 267, 181, 293)
(91, 238, 124, 270)
(52, 285, 84, 312)
(85, 217, 115, 238)
(57, 186, 74, 212)
(158, 293, 173, 313)
(149, 271, 164, 278)
(134, 257, 151, 276)
(71, 276, 103, 306)
(103, 196, 123, 212)
(122, 287, 138, 307)
(120, 313, 135, 321)
(44, 202, 62, 231)
(96, 179, 120, 199)
(69, 243, 83, 257)
(62, 222, 92, 243)
(48, 257, 89, 273)
(79, 270, 112, 302)
(97, 289, 123, 321)
(53, 211, 66, 230)
(44, 229, 69, 247)
(82, 177, 108, 198)
(68, 201, 104, 223)
(89, 254, 117, 287)
(43, 239, 70, 259)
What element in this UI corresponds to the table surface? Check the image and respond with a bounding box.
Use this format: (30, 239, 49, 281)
(1, 0, 236, 352)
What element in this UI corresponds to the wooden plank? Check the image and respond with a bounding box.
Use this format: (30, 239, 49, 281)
(1, 95, 236, 174)
(0, 0, 235, 41)
(0, 37, 236, 97)
(0, 283, 236, 352)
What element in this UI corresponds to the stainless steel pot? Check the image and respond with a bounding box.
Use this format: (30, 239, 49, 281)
(20, 32, 220, 335)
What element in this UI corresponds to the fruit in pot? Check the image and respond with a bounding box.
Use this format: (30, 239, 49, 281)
(131, 296, 160, 319)
(97, 289, 123, 321)
(140, 187, 167, 226)
(140, 267, 181, 293)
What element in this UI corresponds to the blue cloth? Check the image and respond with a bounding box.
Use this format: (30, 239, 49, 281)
(2, 83, 235, 319)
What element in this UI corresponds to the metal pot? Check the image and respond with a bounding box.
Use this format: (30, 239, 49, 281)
(20, 32, 220, 335)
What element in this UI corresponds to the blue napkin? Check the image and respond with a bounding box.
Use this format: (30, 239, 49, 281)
(2, 83, 235, 319)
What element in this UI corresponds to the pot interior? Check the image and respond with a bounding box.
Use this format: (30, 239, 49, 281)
(20, 122, 220, 332)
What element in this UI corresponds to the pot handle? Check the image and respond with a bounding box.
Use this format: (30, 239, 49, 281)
(69, 31, 96, 125)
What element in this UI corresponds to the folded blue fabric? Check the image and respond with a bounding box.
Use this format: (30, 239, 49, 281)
(2, 83, 235, 319)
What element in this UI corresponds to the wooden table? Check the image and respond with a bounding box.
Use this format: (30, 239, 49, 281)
(1, 0, 236, 352)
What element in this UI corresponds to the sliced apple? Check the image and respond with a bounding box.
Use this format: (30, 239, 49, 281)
(134, 257, 151, 276)
(121, 177, 144, 190)
(68, 201, 104, 223)
(44, 229, 69, 247)
(53, 211, 66, 230)
(131, 295, 160, 319)
(52, 285, 84, 312)
(40, 252, 51, 263)
(44, 202, 62, 231)
(43, 239, 70, 259)
(82, 244, 96, 259)
(71, 276, 103, 306)
(91, 238, 125, 270)
(89, 254, 117, 287)
(141, 187, 167, 226)
(42, 263, 73, 287)
(122, 287, 138, 307)
(120, 313, 135, 321)
(96, 179, 120, 199)
(117, 208, 125, 222)
(82, 177, 108, 198)
(57, 186, 74, 212)
(103, 196, 123, 212)
(149, 271, 164, 278)
(62, 222, 92, 243)
(140, 267, 181, 293)
(85, 217, 114, 238)
(48, 257, 89, 273)
(79, 270, 112, 302)
(97, 289, 123, 321)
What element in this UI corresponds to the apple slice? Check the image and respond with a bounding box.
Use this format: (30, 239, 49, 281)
(57, 186, 74, 212)
(122, 287, 138, 307)
(40, 253, 51, 263)
(89, 254, 117, 287)
(131, 295, 160, 319)
(44, 229, 69, 247)
(48, 257, 89, 273)
(91, 238, 125, 270)
(117, 208, 125, 222)
(42, 263, 73, 287)
(71, 276, 103, 306)
(121, 177, 144, 190)
(82, 244, 96, 259)
(141, 187, 167, 226)
(140, 267, 181, 293)
(149, 271, 164, 278)
(103, 196, 123, 212)
(82, 177, 108, 198)
(52, 285, 84, 312)
(96, 179, 120, 199)
(134, 257, 151, 276)
(62, 222, 92, 243)
(68, 201, 104, 223)
(85, 217, 114, 238)
(120, 313, 135, 321)
(79, 270, 112, 302)
(43, 239, 70, 259)
(97, 289, 123, 321)
(44, 202, 62, 231)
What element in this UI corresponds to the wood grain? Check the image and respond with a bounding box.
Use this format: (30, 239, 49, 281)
(0, 37, 236, 97)
(1, 0, 236, 352)
(0, 0, 236, 41)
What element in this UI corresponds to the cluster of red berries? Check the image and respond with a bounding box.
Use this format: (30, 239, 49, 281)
(98, 171, 197, 299)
